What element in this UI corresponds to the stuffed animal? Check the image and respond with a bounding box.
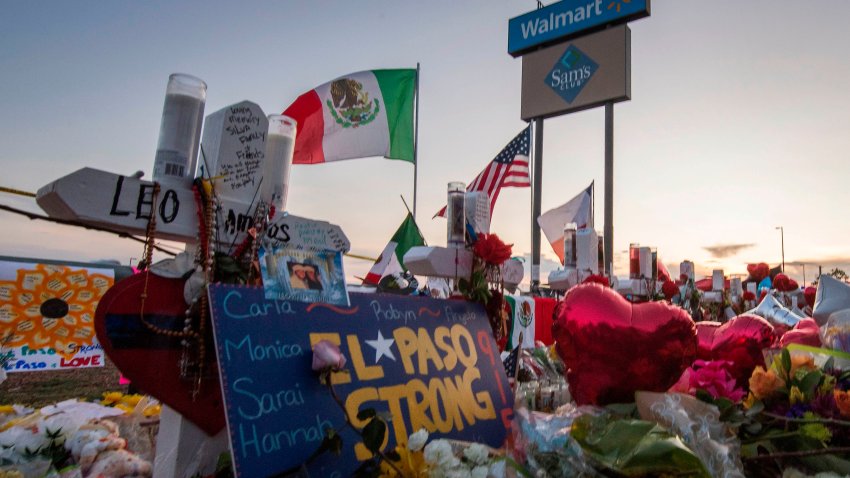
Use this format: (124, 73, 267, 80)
(65, 420, 151, 478)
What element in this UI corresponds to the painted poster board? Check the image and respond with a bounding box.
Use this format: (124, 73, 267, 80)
(200, 101, 269, 205)
(521, 25, 630, 120)
(0, 259, 117, 372)
(208, 285, 513, 477)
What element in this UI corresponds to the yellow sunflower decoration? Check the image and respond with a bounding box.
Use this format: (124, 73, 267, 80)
(0, 264, 113, 359)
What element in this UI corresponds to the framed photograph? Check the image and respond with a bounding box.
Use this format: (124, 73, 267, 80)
(259, 245, 349, 306)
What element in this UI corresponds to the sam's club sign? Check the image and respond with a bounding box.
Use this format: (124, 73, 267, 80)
(509, 0, 649, 56)
(547, 45, 598, 104)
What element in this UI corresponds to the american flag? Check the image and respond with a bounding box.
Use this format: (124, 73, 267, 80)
(435, 126, 531, 218)
(503, 343, 521, 379)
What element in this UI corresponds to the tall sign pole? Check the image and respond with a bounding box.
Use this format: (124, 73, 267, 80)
(511, 0, 648, 290)
(531, 118, 544, 290)
(413, 62, 421, 220)
(604, 103, 614, 276)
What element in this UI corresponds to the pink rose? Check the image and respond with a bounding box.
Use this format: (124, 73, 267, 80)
(311, 340, 346, 372)
(669, 360, 745, 402)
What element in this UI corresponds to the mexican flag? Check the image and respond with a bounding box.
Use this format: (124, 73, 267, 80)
(505, 295, 536, 350)
(283, 69, 416, 165)
(363, 213, 425, 286)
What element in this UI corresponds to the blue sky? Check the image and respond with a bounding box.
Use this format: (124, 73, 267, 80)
(1, 1, 849, 286)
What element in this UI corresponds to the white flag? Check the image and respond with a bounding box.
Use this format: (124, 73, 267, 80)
(537, 182, 593, 263)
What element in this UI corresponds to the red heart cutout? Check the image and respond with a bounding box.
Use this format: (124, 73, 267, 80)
(95, 272, 225, 435)
(553, 283, 697, 405)
(695, 314, 774, 387)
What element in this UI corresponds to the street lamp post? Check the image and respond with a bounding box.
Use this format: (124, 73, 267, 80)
(775, 226, 785, 273)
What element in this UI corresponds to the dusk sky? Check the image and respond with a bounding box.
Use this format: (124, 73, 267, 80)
(1, 1, 849, 287)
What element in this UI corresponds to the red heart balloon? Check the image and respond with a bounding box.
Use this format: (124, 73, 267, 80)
(553, 283, 697, 405)
(95, 272, 225, 435)
(780, 318, 821, 348)
(747, 263, 770, 282)
(694, 314, 774, 387)
(773, 274, 791, 292)
(804, 286, 817, 309)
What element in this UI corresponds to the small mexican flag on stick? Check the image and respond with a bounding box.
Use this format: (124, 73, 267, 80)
(363, 213, 425, 286)
(283, 69, 416, 165)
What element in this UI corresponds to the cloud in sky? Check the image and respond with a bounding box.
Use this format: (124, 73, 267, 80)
(703, 243, 755, 259)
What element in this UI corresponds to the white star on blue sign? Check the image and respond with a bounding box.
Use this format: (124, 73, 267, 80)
(365, 330, 396, 363)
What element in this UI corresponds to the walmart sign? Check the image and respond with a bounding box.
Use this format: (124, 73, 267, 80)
(508, 0, 649, 56)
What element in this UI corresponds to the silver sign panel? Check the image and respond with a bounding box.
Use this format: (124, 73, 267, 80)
(521, 25, 631, 120)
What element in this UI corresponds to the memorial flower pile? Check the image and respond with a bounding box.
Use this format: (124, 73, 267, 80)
(379, 429, 503, 478)
(734, 349, 850, 474)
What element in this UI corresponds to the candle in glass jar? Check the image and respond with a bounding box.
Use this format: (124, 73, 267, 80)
(447, 182, 466, 248)
(261, 115, 297, 212)
(563, 223, 577, 267)
(153, 74, 207, 184)
(629, 243, 640, 279)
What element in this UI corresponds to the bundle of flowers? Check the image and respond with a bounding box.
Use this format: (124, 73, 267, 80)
(98, 392, 161, 418)
(379, 429, 506, 478)
(736, 348, 850, 476)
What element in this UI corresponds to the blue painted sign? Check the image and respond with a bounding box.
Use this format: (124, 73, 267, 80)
(208, 285, 513, 478)
(508, 0, 649, 56)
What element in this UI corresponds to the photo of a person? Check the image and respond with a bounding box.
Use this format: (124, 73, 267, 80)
(303, 263, 323, 291)
(261, 247, 348, 306)
(288, 262, 309, 290)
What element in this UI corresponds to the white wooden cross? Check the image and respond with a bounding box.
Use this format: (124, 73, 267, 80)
(34, 100, 349, 478)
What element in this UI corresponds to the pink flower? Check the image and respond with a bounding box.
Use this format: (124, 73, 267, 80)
(670, 360, 745, 402)
(311, 340, 346, 372)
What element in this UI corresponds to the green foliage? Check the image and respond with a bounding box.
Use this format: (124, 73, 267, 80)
(214, 253, 248, 284)
(356, 408, 377, 421)
(15, 426, 72, 471)
(361, 418, 387, 455)
(458, 270, 492, 304)
(571, 413, 712, 477)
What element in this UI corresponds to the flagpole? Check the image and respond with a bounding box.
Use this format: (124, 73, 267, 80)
(590, 180, 595, 229)
(413, 62, 421, 221)
(531, 118, 544, 293)
(604, 103, 614, 277)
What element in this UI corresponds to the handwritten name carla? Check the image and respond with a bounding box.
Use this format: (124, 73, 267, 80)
(222, 290, 295, 319)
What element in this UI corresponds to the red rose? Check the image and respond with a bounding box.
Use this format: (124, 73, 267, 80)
(661, 281, 680, 300)
(473, 233, 513, 265)
(743, 291, 756, 301)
